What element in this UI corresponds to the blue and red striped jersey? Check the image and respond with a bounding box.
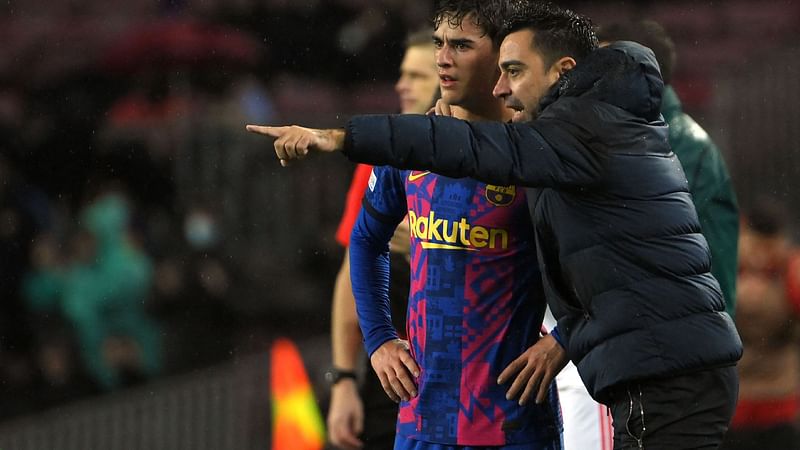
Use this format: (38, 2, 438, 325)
(350, 166, 561, 447)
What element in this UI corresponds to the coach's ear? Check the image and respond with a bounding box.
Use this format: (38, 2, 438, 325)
(547, 56, 576, 85)
(554, 56, 576, 76)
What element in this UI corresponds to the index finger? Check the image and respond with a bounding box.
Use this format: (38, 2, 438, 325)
(245, 124, 283, 137)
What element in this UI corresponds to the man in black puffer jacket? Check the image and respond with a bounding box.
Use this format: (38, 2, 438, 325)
(249, 3, 742, 448)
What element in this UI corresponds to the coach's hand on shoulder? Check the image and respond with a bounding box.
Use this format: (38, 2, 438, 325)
(245, 124, 345, 167)
(370, 339, 419, 403)
(498, 334, 568, 406)
(427, 99, 465, 118)
(427, 98, 452, 117)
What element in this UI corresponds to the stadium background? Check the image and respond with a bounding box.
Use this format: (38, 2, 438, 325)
(0, 0, 798, 448)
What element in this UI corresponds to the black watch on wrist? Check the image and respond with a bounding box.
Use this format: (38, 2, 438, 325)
(325, 368, 357, 385)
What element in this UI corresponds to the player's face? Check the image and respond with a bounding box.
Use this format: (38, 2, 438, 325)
(395, 45, 439, 114)
(493, 29, 568, 123)
(433, 14, 500, 111)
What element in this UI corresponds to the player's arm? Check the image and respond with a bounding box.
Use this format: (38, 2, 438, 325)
(331, 252, 361, 373)
(349, 167, 419, 402)
(327, 249, 365, 450)
(388, 218, 411, 258)
(350, 206, 419, 403)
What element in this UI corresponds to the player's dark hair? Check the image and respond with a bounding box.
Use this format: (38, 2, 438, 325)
(433, 0, 509, 48)
(597, 20, 677, 84)
(502, 1, 597, 67)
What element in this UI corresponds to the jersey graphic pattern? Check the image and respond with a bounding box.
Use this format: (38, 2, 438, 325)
(364, 166, 561, 446)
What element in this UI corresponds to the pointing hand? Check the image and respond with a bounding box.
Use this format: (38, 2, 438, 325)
(245, 124, 345, 166)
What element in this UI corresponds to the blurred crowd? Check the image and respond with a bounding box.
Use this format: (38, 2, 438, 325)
(727, 198, 800, 448)
(0, 0, 799, 440)
(0, 59, 256, 418)
(0, 0, 432, 419)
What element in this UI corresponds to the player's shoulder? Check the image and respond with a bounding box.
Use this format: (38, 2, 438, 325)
(370, 165, 408, 177)
(365, 166, 408, 195)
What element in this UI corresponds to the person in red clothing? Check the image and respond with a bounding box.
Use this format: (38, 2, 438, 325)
(724, 197, 800, 449)
(326, 29, 439, 450)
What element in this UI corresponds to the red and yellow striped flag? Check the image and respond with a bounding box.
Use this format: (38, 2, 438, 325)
(270, 337, 326, 450)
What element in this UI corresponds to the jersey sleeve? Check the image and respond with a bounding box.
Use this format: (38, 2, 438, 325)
(361, 166, 408, 222)
(350, 166, 408, 356)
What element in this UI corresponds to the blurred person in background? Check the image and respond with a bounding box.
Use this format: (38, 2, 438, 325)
(98, 32, 269, 374)
(0, 153, 53, 415)
(723, 198, 800, 449)
(148, 201, 241, 374)
(24, 185, 162, 391)
(326, 29, 439, 450)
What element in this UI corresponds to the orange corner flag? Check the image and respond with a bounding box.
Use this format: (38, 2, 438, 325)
(270, 337, 326, 450)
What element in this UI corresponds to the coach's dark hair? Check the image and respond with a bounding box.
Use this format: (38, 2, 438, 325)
(596, 20, 676, 84)
(433, 0, 509, 48)
(502, 1, 597, 67)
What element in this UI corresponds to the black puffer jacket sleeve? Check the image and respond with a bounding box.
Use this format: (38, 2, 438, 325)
(344, 113, 606, 189)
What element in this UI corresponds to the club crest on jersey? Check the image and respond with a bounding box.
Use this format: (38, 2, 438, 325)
(485, 185, 515, 206)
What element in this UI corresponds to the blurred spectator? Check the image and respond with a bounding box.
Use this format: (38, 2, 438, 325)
(0, 153, 52, 407)
(149, 202, 241, 373)
(96, 27, 273, 372)
(724, 198, 800, 449)
(24, 187, 162, 391)
(242, 0, 427, 84)
(103, 69, 191, 166)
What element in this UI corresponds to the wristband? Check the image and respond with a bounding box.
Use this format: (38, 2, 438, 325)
(324, 368, 357, 385)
